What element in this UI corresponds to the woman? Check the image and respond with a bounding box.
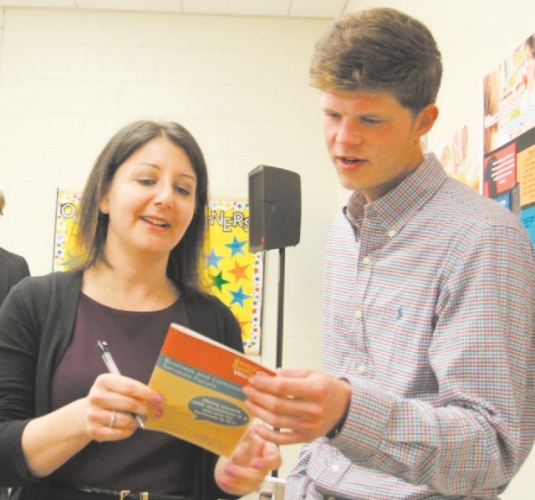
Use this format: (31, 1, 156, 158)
(0, 120, 280, 500)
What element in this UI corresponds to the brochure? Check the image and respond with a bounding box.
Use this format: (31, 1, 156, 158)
(145, 323, 275, 457)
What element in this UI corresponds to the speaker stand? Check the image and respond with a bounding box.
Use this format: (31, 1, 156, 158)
(276, 247, 285, 370)
(271, 247, 286, 479)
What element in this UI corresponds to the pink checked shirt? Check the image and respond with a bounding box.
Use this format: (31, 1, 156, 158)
(286, 154, 535, 499)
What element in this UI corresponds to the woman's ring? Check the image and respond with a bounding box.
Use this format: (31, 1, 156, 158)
(109, 410, 117, 428)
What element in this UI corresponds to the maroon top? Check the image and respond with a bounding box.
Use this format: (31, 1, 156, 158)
(50, 293, 198, 494)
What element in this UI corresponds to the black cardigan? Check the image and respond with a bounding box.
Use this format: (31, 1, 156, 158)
(0, 271, 242, 500)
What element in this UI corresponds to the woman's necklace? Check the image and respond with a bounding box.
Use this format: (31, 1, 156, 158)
(96, 271, 167, 312)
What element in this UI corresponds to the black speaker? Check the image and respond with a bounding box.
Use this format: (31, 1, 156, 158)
(248, 165, 301, 252)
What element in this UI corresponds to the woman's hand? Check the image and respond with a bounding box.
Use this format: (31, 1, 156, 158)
(214, 425, 281, 496)
(21, 374, 163, 478)
(85, 373, 164, 442)
(215, 427, 281, 495)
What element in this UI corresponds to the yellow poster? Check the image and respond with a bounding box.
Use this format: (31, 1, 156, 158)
(53, 190, 263, 354)
(518, 143, 535, 206)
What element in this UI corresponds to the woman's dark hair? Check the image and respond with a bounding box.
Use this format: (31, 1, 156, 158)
(76, 120, 209, 294)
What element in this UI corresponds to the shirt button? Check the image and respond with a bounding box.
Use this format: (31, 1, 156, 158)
(387, 229, 396, 237)
(358, 365, 366, 374)
(332, 464, 340, 472)
(355, 310, 362, 319)
(362, 256, 370, 265)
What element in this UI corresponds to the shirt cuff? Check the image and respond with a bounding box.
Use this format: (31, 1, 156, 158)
(332, 378, 395, 461)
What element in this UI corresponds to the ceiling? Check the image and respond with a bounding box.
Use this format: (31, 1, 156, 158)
(0, 0, 352, 19)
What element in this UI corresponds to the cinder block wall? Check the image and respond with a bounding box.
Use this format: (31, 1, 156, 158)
(0, 7, 336, 476)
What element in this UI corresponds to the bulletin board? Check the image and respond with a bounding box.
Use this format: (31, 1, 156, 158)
(53, 189, 264, 354)
(483, 30, 535, 245)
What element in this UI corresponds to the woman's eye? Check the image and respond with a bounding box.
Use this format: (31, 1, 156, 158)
(325, 112, 341, 120)
(137, 178, 155, 186)
(174, 185, 191, 196)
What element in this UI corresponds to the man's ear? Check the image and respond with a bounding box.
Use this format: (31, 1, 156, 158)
(415, 104, 439, 137)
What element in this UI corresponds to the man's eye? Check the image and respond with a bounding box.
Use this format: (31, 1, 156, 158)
(361, 117, 382, 124)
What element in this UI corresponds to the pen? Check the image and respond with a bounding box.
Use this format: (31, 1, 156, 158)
(97, 340, 145, 430)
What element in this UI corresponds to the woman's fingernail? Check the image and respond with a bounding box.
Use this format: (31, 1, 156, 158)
(155, 409, 164, 418)
(225, 465, 237, 476)
(153, 394, 164, 403)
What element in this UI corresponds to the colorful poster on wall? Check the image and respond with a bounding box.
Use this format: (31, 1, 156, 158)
(483, 31, 535, 244)
(435, 118, 482, 193)
(204, 199, 263, 354)
(483, 33, 535, 155)
(54, 189, 84, 271)
(53, 190, 263, 354)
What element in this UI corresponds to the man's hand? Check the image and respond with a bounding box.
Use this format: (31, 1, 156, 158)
(243, 367, 351, 445)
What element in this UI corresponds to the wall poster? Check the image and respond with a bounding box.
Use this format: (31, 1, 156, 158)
(435, 118, 482, 193)
(53, 189, 264, 354)
(483, 31, 535, 244)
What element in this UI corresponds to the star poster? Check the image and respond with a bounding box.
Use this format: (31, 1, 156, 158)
(53, 190, 264, 354)
(204, 200, 263, 354)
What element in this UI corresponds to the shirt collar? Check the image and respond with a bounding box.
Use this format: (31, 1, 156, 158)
(344, 153, 448, 233)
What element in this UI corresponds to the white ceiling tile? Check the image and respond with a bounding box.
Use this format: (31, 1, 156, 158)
(0, 0, 348, 17)
(75, 0, 182, 12)
(290, 0, 347, 18)
(183, 0, 291, 17)
(0, 0, 76, 7)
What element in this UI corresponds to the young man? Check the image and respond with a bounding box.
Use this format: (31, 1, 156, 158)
(243, 8, 535, 499)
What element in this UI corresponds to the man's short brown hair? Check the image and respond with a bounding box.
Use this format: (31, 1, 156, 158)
(310, 8, 442, 113)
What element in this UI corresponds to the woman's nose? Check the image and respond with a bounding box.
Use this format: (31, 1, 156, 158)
(154, 182, 174, 207)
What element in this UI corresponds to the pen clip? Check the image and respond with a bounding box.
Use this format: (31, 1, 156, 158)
(97, 340, 108, 356)
(97, 340, 120, 375)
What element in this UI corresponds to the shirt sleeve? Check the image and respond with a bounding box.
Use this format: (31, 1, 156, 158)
(285, 443, 313, 499)
(330, 222, 535, 496)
